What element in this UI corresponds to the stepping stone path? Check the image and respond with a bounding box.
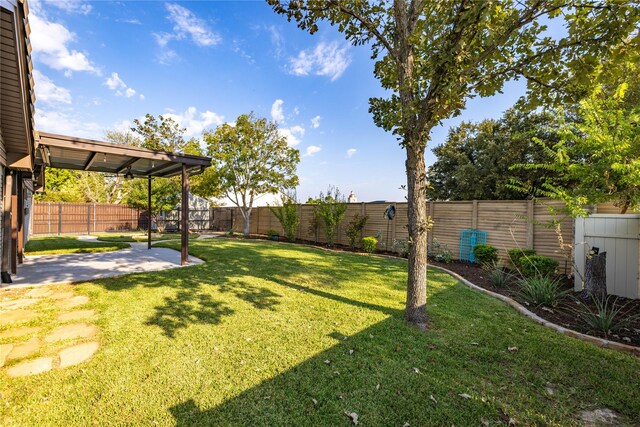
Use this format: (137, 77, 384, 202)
(1, 286, 101, 377)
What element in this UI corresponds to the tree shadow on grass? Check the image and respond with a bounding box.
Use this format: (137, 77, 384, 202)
(145, 289, 235, 338)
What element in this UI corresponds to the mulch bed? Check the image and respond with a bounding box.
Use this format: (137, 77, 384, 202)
(223, 233, 640, 348)
(429, 259, 640, 347)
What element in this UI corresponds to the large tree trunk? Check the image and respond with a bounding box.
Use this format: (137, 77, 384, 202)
(405, 144, 428, 329)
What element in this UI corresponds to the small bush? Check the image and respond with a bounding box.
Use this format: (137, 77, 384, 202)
(483, 262, 512, 287)
(517, 276, 568, 307)
(507, 248, 537, 270)
(473, 244, 498, 265)
(574, 295, 640, 340)
(345, 214, 368, 248)
(361, 237, 378, 254)
(266, 229, 279, 240)
(429, 238, 453, 263)
(228, 230, 235, 237)
(269, 192, 300, 241)
(392, 238, 410, 258)
(520, 255, 559, 278)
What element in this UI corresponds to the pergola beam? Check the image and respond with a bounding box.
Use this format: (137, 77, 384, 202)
(144, 161, 177, 176)
(83, 152, 98, 171)
(116, 157, 140, 173)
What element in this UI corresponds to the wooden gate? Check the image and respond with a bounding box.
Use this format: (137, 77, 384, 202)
(574, 214, 640, 299)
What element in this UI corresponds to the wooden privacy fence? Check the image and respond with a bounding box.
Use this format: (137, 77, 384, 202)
(225, 199, 576, 274)
(32, 202, 143, 235)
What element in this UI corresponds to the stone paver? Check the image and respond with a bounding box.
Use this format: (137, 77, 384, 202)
(55, 295, 90, 309)
(49, 291, 75, 300)
(0, 309, 37, 325)
(6, 357, 53, 377)
(0, 298, 39, 310)
(0, 343, 13, 367)
(44, 323, 98, 343)
(59, 341, 99, 368)
(26, 288, 53, 298)
(0, 326, 40, 339)
(57, 309, 95, 322)
(8, 337, 41, 360)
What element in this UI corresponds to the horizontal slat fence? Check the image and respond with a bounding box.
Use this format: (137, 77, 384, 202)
(222, 200, 631, 275)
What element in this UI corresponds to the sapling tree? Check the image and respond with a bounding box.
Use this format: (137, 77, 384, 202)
(268, 0, 640, 328)
(270, 190, 301, 241)
(313, 187, 347, 246)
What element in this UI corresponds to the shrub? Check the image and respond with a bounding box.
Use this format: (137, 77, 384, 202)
(429, 238, 453, 263)
(473, 244, 498, 265)
(507, 248, 537, 270)
(228, 230, 235, 237)
(574, 295, 640, 340)
(345, 214, 368, 248)
(520, 255, 559, 278)
(516, 276, 568, 307)
(266, 229, 279, 240)
(313, 187, 347, 246)
(392, 238, 410, 258)
(269, 192, 300, 241)
(482, 262, 512, 287)
(361, 237, 378, 254)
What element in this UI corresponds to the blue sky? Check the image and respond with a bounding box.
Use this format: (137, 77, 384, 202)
(31, 0, 530, 204)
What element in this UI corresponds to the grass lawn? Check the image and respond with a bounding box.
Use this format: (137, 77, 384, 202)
(24, 236, 129, 256)
(96, 232, 200, 243)
(3, 238, 640, 426)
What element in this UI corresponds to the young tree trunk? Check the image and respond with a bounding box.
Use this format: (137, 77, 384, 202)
(241, 207, 252, 237)
(584, 251, 607, 300)
(405, 144, 429, 329)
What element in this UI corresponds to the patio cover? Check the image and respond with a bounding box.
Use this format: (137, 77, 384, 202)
(35, 132, 212, 266)
(36, 132, 210, 178)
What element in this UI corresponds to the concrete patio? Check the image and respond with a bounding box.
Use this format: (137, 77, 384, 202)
(3, 241, 204, 289)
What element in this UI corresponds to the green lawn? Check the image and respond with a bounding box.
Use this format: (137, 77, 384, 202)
(24, 236, 129, 255)
(3, 238, 640, 426)
(96, 232, 199, 243)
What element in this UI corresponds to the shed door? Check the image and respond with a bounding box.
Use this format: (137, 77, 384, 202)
(574, 215, 640, 299)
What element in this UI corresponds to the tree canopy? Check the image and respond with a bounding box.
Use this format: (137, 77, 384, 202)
(203, 113, 300, 236)
(269, 0, 640, 328)
(427, 109, 565, 201)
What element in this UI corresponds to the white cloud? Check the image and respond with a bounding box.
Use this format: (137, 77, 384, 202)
(158, 3, 221, 48)
(105, 72, 126, 90)
(104, 72, 140, 99)
(271, 99, 285, 123)
(117, 18, 141, 25)
(29, 14, 98, 74)
(268, 25, 284, 58)
(35, 108, 103, 138)
(163, 106, 224, 137)
(139, 94, 145, 101)
(279, 126, 305, 147)
(346, 148, 358, 158)
(311, 115, 321, 129)
(33, 70, 72, 105)
(289, 41, 351, 81)
(305, 145, 322, 157)
(43, 0, 92, 15)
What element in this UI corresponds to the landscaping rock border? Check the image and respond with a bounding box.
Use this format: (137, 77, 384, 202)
(429, 264, 640, 357)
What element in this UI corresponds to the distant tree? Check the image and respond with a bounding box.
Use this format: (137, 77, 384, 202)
(125, 179, 180, 233)
(427, 109, 564, 201)
(313, 187, 347, 246)
(269, 0, 640, 328)
(269, 190, 300, 241)
(131, 114, 201, 154)
(513, 83, 640, 215)
(203, 113, 300, 236)
(35, 168, 84, 202)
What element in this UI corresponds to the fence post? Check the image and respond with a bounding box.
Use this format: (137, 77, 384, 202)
(526, 199, 534, 248)
(428, 202, 435, 249)
(58, 203, 62, 235)
(472, 200, 478, 229)
(47, 202, 51, 234)
(87, 204, 91, 235)
(94, 204, 97, 233)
